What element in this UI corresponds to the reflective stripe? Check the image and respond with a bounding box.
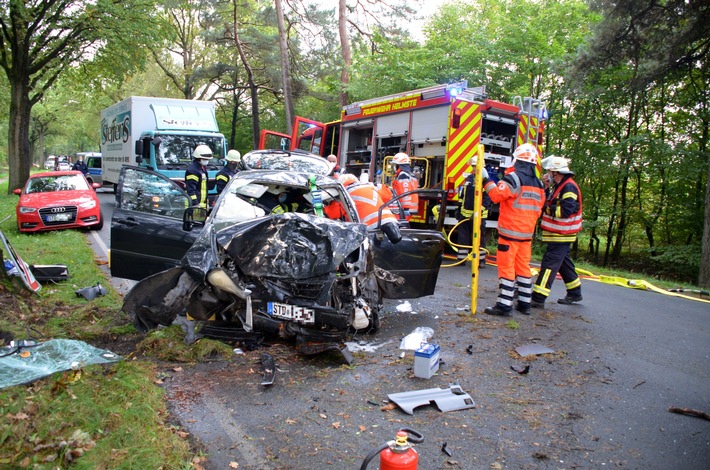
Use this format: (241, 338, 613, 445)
(186, 174, 200, 182)
(540, 178, 583, 235)
(565, 278, 581, 289)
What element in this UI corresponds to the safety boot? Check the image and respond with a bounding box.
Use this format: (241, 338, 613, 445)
(484, 304, 512, 317)
(558, 294, 583, 305)
(530, 300, 545, 309)
(515, 303, 531, 315)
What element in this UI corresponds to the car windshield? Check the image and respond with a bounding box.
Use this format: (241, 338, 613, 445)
(26, 174, 90, 193)
(241, 150, 331, 175)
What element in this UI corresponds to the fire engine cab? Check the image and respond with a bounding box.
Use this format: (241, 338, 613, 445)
(259, 81, 546, 229)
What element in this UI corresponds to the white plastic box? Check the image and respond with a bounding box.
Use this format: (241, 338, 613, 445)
(414, 343, 440, 379)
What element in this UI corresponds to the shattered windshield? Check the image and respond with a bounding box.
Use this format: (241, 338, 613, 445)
(26, 174, 90, 193)
(241, 150, 331, 175)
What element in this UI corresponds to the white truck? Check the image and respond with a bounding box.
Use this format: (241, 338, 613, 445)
(100, 96, 226, 190)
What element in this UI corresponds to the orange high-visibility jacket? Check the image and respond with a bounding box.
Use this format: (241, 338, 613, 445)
(484, 165, 544, 241)
(347, 183, 399, 228)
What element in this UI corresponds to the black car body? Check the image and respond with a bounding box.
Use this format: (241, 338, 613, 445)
(111, 150, 446, 355)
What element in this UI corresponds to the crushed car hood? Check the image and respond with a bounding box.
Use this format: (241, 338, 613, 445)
(183, 212, 368, 280)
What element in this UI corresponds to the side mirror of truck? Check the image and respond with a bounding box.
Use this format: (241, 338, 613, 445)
(182, 206, 208, 232)
(134, 140, 144, 164)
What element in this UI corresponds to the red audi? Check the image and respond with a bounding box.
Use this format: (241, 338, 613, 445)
(14, 171, 103, 233)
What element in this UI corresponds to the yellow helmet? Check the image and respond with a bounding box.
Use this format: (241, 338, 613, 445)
(226, 149, 241, 162)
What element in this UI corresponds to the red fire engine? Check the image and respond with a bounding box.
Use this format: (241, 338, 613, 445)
(259, 81, 546, 229)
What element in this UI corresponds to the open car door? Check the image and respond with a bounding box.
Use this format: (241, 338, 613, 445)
(110, 165, 199, 281)
(369, 189, 447, 299)
(258, 130, 291, 151)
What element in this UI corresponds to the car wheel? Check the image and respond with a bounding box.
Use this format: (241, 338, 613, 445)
(91, 210, 104, 231)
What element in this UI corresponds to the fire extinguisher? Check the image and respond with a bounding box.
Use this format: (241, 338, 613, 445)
(360, 427, 424, 470)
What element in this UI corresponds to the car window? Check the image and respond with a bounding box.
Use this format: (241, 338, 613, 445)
(87, 157, 102, 169)
(120, 168, 189, 218)
(26, 175, 89, 193)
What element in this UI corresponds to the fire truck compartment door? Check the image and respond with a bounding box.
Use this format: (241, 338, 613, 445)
(375, 113, 409, 138)
(411, 106, 448, 143)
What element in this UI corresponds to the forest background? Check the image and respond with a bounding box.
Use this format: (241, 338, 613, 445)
(0, 0, 708, 287)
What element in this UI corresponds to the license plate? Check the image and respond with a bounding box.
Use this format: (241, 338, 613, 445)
(267, 302, 315, 324)
(46, 213, 72, 222)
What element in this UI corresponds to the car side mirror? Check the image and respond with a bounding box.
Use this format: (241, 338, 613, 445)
(92, 183, 101, 190)
(182, 206, 208, 232)
(13, 188, 21, 195)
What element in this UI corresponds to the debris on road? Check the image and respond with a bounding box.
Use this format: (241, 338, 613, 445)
(400, 326, 434, 350)
(387, 384, 476, 415)
(515, 344, 555, 357)
(260, 352, 275, 386)
(511, 364, 531, 374)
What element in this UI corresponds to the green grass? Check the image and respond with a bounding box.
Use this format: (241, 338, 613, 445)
(0, 182, 195, 468)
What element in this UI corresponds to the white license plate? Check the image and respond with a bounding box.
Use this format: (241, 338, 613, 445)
(46, 213, 72, 222)
(267, 302, 315, 324)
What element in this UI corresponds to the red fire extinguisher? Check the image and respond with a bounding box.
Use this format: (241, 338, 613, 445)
(360, 427, 424, 470)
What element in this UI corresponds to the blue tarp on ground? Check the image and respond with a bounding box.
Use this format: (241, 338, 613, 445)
(0, 339, 121, 389)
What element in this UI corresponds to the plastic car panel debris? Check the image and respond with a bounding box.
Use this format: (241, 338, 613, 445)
(0, 230, 40, 293)
(387, 384, 476, 415)
(260, 352, 275, 386)
(75, 282, 107, 300)
(515, 344, 555, 357)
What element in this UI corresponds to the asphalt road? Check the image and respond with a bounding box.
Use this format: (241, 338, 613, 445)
(87, 191, 710, 469)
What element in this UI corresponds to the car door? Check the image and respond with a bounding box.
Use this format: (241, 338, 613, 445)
(110, 165, 198, 281)
(368, 189, 447, 299)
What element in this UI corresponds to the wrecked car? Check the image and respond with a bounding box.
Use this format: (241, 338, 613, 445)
(111, 149, 446, 356)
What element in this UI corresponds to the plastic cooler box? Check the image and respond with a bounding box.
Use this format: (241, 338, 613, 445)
(414, 343, 440, 379)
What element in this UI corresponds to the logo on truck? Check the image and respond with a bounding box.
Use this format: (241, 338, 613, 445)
(100, 112, 131, 145)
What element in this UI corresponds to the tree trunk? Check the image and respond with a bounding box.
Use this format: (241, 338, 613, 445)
(232, 0, 260, 149)
(7, 78, 33, 194)
(275, 0, 294, 135)
(337, 0, 351, 108)
(700, 153, 710, 288)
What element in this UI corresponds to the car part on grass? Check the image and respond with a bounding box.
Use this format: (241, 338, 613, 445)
(0, 229, 41, 293)
(360, 427, 423, 470)
(29, 264, 69, 283)
(387, 384, 476, 415)
(0, 339, 121, 389)
(75, 282, 107, 300)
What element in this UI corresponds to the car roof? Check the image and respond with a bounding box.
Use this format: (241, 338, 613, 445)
(32, 170, 84, 178)
(241, 149, 331, 175)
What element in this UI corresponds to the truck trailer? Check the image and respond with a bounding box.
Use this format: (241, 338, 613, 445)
(100, 96, 226, 191)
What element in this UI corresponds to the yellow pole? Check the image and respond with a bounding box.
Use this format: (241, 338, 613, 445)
(470, 144, 485, 314)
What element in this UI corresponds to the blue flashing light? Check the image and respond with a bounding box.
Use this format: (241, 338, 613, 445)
(450, 87, 462, 97)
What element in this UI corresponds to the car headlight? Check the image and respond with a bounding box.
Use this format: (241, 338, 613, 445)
(19, 207, 37, 214)
(79, 199, 97, 209)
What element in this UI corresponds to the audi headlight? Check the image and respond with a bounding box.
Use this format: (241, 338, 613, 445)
(79, 199, 97, 209)
(19, 207, 37, 214)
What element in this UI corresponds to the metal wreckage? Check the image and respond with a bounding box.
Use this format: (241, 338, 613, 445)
(115, 154, 446, 362)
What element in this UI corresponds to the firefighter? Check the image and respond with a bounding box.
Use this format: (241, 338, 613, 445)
(339, 173, 402, 244)
(215, 149, 242, 197)
(186, 145, 212, 208)
(531, 156, 583, 307)
(482, 143, 545, 316)
(456, 156, 492, 265)
(390, 152, 419, 220)
(326, 154, 341, 175)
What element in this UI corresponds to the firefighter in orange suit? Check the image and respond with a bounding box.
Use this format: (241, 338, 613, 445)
(531, 156, 583, 308)
(482, 143, 545, 316)
(339, 174, 401, 244)
(391, 152, 419, 220)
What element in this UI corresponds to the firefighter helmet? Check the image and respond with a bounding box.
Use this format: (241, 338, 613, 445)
(512, 143, 538, 165)
(392, 153, 410, 165)
(542, 155, 573, 174)
(338, 173, 359, 187)
(193, 145, 213, 160)
(226, 149, 241, 162)
(469, 156, 478, 166)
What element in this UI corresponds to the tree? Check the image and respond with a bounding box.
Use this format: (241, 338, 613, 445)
(274, 0, 294, 133)
(0, 0, 158, 194)
(568, 0, 710, 285)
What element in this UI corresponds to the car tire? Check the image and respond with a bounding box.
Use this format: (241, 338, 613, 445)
(91, 210, 104, 231)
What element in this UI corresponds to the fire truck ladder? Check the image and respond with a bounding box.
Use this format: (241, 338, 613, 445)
(512, 96, 546, 144)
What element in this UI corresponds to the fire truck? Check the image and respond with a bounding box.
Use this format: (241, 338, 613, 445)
(259, 81, 546, 229)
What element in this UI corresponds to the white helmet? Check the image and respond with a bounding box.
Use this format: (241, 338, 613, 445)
(469, 156, 478, 166)
(193, 145, 213, 160)
(226, 149, 241, 162)
(337, 173, 359, 187)
(512, 143, 539, 165)
(392, 152, 410, 165)
(542, 155, 573, 174)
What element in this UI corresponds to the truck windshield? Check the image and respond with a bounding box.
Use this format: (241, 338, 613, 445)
(154, 135, 225, 168)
